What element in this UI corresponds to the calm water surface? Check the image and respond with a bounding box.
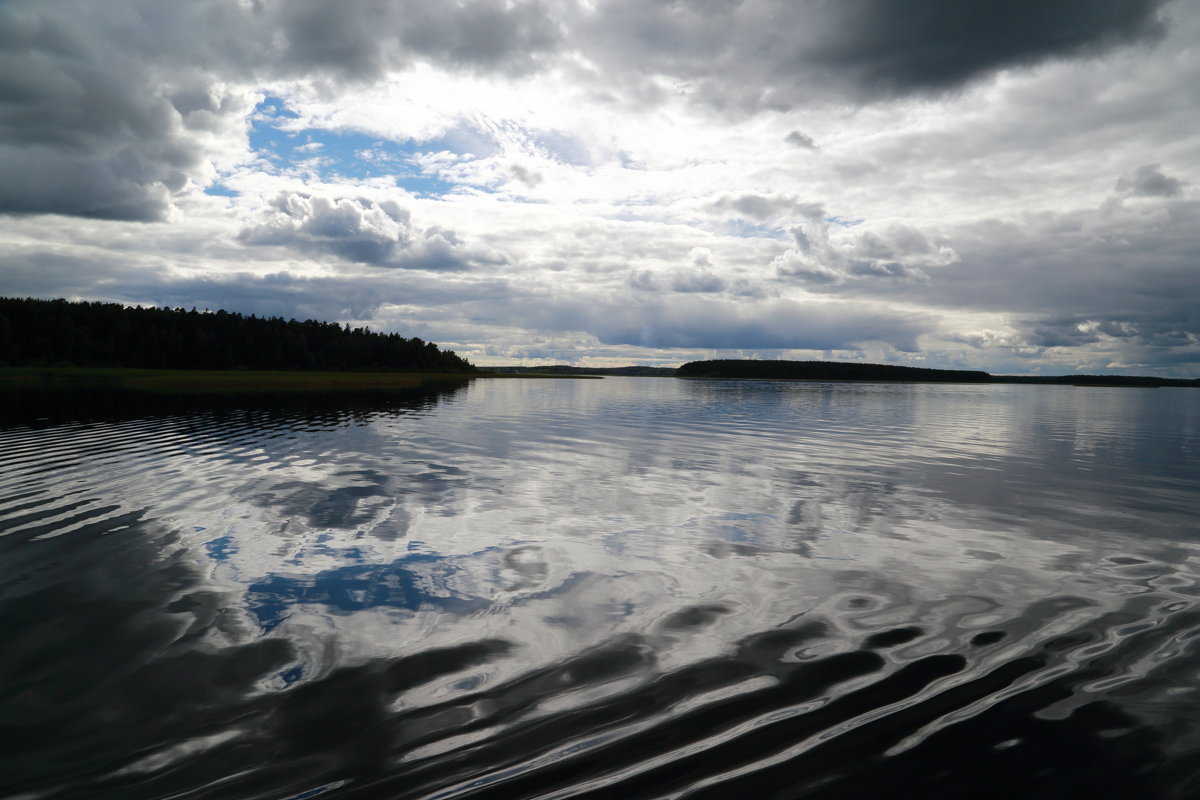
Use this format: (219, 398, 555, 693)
(3, 378, 1200, 799)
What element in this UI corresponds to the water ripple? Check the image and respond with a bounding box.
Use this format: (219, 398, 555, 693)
(1, 380, 1198, 798)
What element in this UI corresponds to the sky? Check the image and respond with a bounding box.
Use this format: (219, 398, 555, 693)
(0, 0, 1197, 374)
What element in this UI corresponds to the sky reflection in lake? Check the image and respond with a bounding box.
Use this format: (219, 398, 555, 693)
(2, 379, 1199, 799)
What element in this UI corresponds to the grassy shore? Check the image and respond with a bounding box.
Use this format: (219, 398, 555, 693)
(0, 366, 603, 394)
(0, 366, 483, 394)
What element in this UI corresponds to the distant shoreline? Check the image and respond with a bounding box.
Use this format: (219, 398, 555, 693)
(672, 359, 1199, 388)
(3, 363, 1195, 394)
(0, 367, 479, 395)
(0, 367, 612, 394)
(484, 360, 1197, 386)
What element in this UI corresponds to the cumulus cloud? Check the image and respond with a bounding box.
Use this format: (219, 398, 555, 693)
(1116, 164, 1187, 198)
(238, 192, 505, 271)
(627, 269, 659, 291)
(711, 194, 823, 223)
(670, 270, 725, 294)
(658, 243, 726, 293)
(773, 217, 957, 287)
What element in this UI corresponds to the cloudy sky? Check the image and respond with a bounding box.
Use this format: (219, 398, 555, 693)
(1, 0, 1197, 374)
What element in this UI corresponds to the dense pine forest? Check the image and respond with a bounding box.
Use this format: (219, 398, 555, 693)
(0, 297, 475, 373)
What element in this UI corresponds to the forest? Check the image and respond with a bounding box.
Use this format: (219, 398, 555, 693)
(0, 297, 475, 373)
(677, 359, 991, 382)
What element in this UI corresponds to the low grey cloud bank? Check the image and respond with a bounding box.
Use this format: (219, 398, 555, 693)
(473, 293, 932, 353)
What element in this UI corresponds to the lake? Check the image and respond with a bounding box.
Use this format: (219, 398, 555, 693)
(3, 377, 1199, 799)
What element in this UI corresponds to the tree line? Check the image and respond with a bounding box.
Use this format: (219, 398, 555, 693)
(0, 297, 476, 373)
(676, 359, 991, 382)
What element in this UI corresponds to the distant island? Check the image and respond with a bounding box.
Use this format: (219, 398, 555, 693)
(0, 297, 474, 373)
(677, 359, 990, 383)
(675, 359, 1199, 387)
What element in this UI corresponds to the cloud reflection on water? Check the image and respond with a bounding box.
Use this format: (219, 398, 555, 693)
(2, 378, 1199, 797)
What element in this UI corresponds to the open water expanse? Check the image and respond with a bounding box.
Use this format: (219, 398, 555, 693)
(3, 377, 1200, 799)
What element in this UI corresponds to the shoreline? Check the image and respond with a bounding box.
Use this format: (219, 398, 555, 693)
(0, 366, 594, 395)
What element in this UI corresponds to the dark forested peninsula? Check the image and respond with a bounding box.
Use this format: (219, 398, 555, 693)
(677, 359, 991, 382)
(0, 297, 474, 373)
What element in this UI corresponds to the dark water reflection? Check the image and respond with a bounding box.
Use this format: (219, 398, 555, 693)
(2, 379, 1200, 799)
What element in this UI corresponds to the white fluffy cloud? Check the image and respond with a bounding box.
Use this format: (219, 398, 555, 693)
(237, 191, 506, 271)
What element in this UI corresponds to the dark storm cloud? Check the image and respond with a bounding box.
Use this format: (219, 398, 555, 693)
(0, 3, 248, 220)
(801, 0, 1167, 97)
(238, 192, 506, 271)
(1022, 320, 1103, 348)
(0, 0, 318, 221)
(578, 0, 1168, 111)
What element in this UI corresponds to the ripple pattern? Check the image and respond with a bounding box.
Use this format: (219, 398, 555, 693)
(2, 380, 1199, 799)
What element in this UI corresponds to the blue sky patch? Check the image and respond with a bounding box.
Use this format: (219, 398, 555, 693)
(722, 219, 791, 240)
(204, 183, 239, 197)
(227, 96, 485, 198)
